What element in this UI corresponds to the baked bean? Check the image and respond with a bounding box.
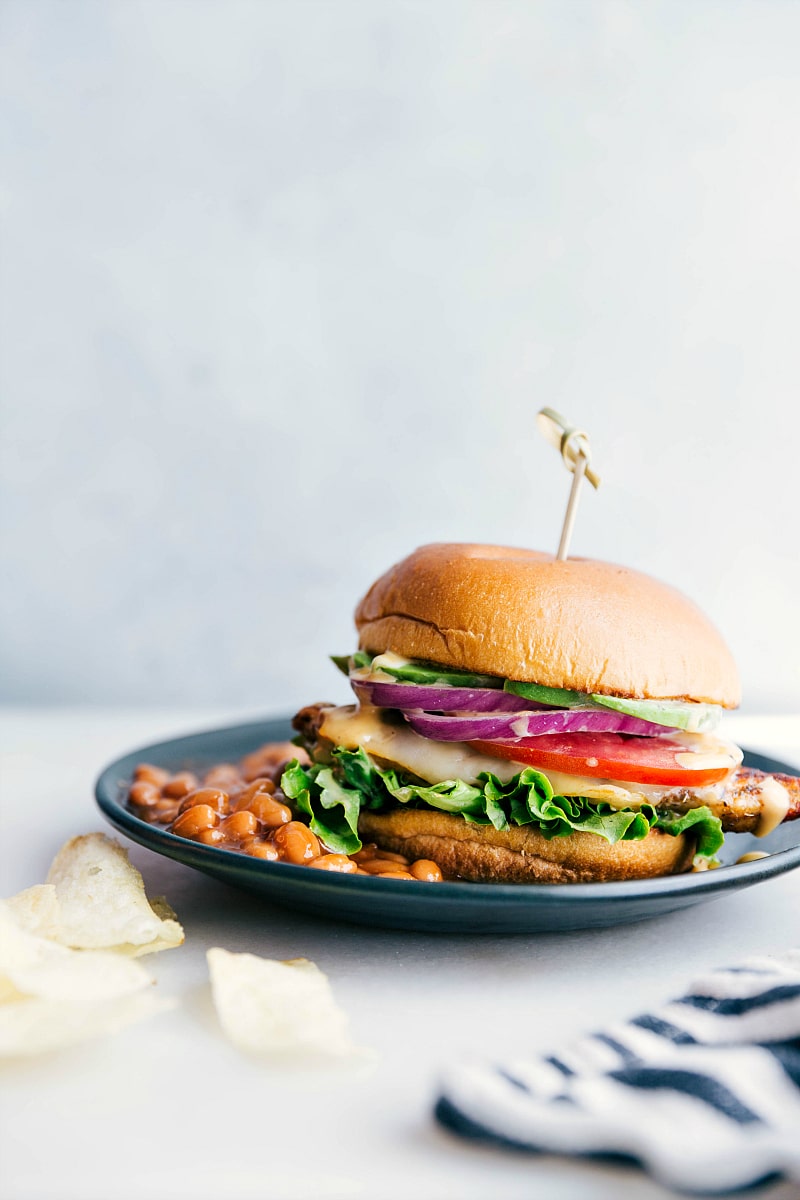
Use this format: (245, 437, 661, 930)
(241, 745, 300, 781)
(162, 772, 200, 799)
(241, 758, 264, 783)
(410, 859, 443, 882)
(172, 804, 219, 838)
(376, 870, 415, 880)
(154, 800, 180, 821)
(236, 778, 277, 804)
(308, 854, 358, 873)
(134, 763, 170, 787)
(241, 757, 278, 783)
(178, 787, 230, 816)
(272, 821, 320, 864)
(235, 792, 291, 827)
(241, 748, 278, 777)
(195, 827, 224, 846)
(203, 764, 241, 788)
(240, 838, 279, 861)
(361, 858, 415, 876)
(129, 781, 162, 808)
(352, 843, 379, 863)
(218, 811, 259, 841)
(375, 850, 409, 865)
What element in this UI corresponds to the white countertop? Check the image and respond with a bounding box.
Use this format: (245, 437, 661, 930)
(2, 707, 800, 1200)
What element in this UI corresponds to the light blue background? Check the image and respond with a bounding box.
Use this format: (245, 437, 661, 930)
(2, 1, 799, 712)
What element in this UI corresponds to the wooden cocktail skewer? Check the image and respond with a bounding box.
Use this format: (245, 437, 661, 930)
(536, 408, 601, 561)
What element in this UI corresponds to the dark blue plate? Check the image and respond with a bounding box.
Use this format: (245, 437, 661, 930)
(95, 717, 800, 933)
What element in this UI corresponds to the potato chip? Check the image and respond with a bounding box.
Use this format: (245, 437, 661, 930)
(207, 949, 356, 1058)
(43, 834, 183, 955)
(0, 976, 25, 1005)
(0, 904, 153, 1004)
(0, 902, 174, 1057)
(6, 885, 62, 940)
(0, 832, 185, 1057)
(0, 991, 174, 1057)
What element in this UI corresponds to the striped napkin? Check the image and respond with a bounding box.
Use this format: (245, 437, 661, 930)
(436, 952, 800, 1195)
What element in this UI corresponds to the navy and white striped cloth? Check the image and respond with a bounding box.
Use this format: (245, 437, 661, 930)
(436, 952, 800, 1195)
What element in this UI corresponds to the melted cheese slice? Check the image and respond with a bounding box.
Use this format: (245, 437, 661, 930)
(318, 705, 661, 809)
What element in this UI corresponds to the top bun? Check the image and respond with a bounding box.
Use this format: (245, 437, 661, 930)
(355, 544, 741, 707)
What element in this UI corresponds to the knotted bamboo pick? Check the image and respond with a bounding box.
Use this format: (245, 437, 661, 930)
(536, 408, 601, 561)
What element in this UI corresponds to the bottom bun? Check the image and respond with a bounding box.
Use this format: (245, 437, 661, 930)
(357, 809, 696, 883)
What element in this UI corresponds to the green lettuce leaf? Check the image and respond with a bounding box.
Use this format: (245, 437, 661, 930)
(330, 651, 372, 677)
(282, 760, 363, 855)
(280, 748, 724, 862)
(652, 805, 725, 860)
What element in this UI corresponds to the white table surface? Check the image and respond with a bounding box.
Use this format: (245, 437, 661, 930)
(2, 707, 800, 1200)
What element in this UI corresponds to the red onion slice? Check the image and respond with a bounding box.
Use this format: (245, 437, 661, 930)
(351, 679, 541, 713)
(403, 708, 676, 742)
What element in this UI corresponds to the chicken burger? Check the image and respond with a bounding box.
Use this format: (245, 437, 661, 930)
(284, 544, 798, 883)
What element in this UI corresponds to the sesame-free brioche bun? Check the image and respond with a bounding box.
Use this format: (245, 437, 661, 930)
(355, 543, 740, 708)
(357, 808, 696, 883)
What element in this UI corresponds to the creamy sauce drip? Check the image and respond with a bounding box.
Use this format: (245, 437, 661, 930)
(672, 732, 743, 772)
(352, 651, 415, 683)
(755, 776, 790, 837)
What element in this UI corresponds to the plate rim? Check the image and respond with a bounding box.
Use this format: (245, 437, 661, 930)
(94, 716, 800, 906)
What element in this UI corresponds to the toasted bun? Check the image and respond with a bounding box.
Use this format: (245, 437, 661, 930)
(355, 543, 740, 707)
(358, 808, 695, 884)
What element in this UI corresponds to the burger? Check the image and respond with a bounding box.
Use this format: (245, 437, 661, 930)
(284, 544, 798, 883)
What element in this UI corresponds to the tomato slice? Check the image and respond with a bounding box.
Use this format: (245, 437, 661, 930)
(471, 733, 736, 787)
